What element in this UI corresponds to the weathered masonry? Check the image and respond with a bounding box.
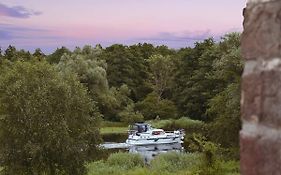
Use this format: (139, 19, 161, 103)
(241, 0, 281, 174)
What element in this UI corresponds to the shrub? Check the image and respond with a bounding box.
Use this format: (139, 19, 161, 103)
(150, 152, 203, 173)
(107, 152, 144, 170)
(149, 117, 205, 135)
(86, 151, 239, 175)
(163, 117, 204, 133)
(87, 161, 122, 175)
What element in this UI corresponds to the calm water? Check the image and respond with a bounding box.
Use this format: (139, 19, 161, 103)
(101, 133, 184, 162)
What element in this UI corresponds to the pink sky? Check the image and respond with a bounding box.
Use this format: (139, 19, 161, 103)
(0, 0, 246, 53)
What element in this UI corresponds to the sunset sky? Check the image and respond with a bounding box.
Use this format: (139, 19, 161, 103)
(0, 0, 246, 53)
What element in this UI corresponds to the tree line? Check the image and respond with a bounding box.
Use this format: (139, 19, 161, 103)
(0, 32, 243, 174)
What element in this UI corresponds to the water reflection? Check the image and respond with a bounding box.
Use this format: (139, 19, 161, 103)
(102, 142, 184, 162)
(128, 143, 184, 163)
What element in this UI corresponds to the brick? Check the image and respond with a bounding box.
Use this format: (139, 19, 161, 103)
(242, 69, 281, 128)
(240, 126, 281, 175)
(241, 1, 281, 60)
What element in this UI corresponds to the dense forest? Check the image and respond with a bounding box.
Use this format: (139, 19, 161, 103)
(0, 32, 243, 175)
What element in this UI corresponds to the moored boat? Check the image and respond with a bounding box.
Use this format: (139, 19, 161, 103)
(126, 123, 185, 146)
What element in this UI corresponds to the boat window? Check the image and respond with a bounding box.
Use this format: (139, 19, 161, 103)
(137, 124, 147, 133)
(152, 131, 161, 135)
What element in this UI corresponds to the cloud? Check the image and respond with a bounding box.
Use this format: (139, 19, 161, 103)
(0, 23, 72, 53)
(127, 30, 221, 48)
(0, 3, 42, 18)
(0, 24, 43, 40)
(138, 30, 217, 42)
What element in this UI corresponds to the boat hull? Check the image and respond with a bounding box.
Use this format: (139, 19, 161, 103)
(126, 136, 183, 145)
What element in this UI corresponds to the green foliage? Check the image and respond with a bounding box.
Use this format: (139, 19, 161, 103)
(206, 33, 243, 149)
(136, 92, 178, 120)
(86, 152, 202, 175)
(0, 61, 101, 175)
(33, 48, 45, 60)
(157, 117, 204, 132)
(100, 127, 128, 134)
(148, 54, 175, 98)
(57, 45, 108, 97)
(3, 45, 32, 62)
(57, 46, 138, 121)
(150, 152, 203, 173)
(172, 38, 216, 120)
(105, 84, 134, 121)
(101, 44, 151, 101)
(118, 104, 144, 124)
(101, 121, 127, 127)
(207, 83, 241, 148)
(86, 151, 239, 175)
(47, 46, 71, 64)
(107, 152, 145, 170)
(0, 33, 243, 174)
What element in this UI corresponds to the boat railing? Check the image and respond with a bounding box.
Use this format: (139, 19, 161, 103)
(165, 129, 185, 135)
(127, 130, 137, 135)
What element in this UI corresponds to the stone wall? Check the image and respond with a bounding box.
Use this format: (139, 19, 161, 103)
(241, 0, 281, 174)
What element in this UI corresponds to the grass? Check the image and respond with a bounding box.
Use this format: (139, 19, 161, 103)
(86, 152, 240, 175)
(100, 118, 204, 134)
(100, 121, 128, 134)
(100, 126, 128, 134)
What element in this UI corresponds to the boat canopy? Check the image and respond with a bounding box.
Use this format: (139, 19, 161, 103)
(130, 123, 149, 133)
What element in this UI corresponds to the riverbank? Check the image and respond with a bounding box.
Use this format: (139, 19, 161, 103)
(100, 118, 204, 135)
(101, 127, 128, 134)
(86, 152, 240, 175)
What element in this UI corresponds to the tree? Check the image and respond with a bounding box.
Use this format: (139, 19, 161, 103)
(148, 54, 175, 99)
(172, 38, 216, 120)
(117, 104, 144, 124)
(33, 48, 45, 61)
(3, 46, 32, 62)
(57, 45, 108, 100)
(100, 84, 134, 121)
(47, 47, 71, 64)
(4, 45, 17, 61)
(101, 44, 151, 101)
(136, 92, 178, 120)
(0, 47, 3, 58)
(206, 33, 243, 148)
(57, 45, 134, 121)
(0, 61, 101, 175)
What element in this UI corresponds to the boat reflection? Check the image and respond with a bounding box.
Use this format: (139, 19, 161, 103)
(128, 143, 184, 163)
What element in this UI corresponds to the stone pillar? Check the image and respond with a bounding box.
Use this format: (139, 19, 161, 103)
(241, 0, 281, 174)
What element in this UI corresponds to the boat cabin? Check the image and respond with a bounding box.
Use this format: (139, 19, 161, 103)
(130, 123, 149, 133)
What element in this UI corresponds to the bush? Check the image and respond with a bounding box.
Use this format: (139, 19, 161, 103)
(118, 104, 144, 124)
(163, 118, 204, 133)
(0, 62, 101, 175)
(87, 161, 121, 175)
(150, 152, 203, 173)
(107, 152, 145, 170)
(86, 151, 239, 175)
(136, 92, 178, 120)
(149, 117, 205, 135)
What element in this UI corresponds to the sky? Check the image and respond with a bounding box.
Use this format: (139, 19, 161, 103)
(0, 0, 246, 53)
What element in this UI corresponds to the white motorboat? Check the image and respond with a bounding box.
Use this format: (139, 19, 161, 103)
(126, 123, 185, 146)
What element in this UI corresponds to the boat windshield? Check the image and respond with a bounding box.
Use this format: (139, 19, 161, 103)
(152, 130, 164, 135)
(130, 123, 148, 133)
